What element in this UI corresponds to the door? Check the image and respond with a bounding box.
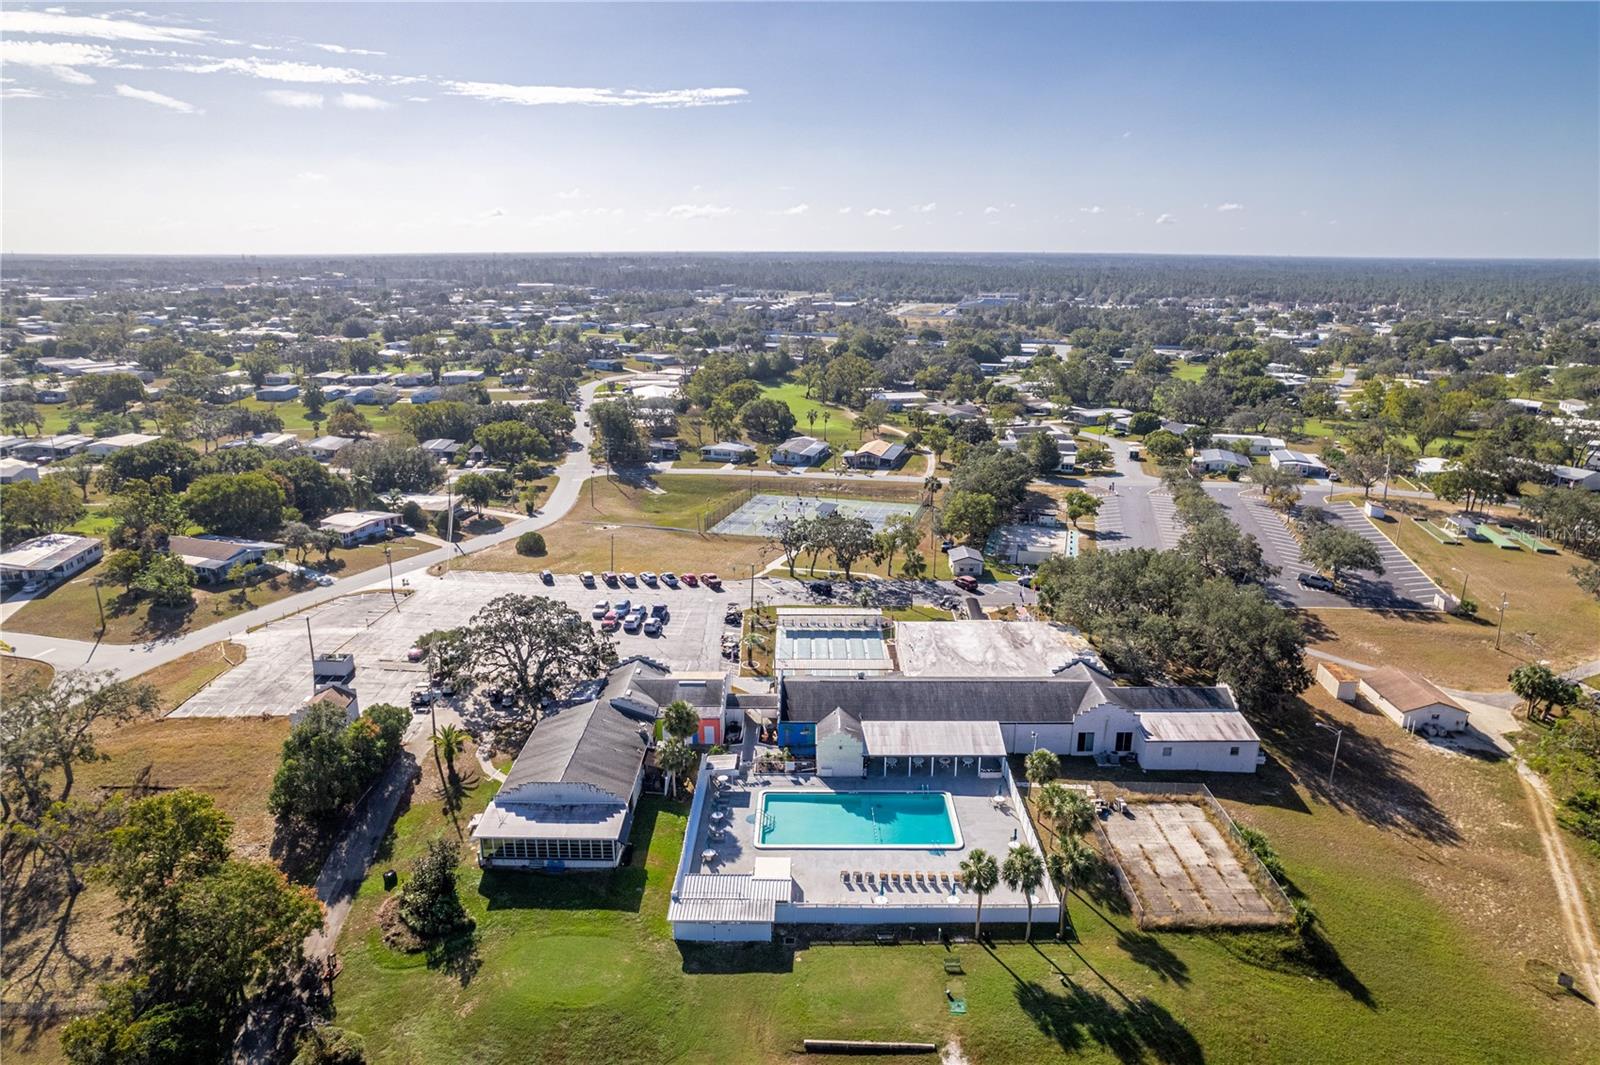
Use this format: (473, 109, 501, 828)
(701, 723, 718, 745)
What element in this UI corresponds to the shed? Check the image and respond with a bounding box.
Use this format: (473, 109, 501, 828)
(815, 707, 866, 778)
(948, 545, 985, 577)
(1315, 661, 1359, 702)
(1357, 667, 1470, 735)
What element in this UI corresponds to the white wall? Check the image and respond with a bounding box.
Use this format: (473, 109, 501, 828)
(1066, 705, 1141, 757)
(672, 920, 773, 942)
(999, 722, 1077, 755)
(817, 732, 866, 777)
(1400, 704, 1470, 734)
(1133, 736, 1260, 773)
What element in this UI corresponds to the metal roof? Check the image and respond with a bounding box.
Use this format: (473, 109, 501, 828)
(1137, 711, 1259, 744)
(860, 719, 1006, 757)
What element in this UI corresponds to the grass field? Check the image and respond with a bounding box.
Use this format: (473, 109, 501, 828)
(458, 474, 924, 577)
(232, 397, 405, 437)
(758, 379, 867, 458)
(0, 655, 54, 692)
(1337, 496, 1600, 678)
(325, 680, 1600, 1065)
(1, 708, 288, 1063)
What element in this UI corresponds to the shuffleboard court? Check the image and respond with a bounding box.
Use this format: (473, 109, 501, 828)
(710, 493, 921, 537)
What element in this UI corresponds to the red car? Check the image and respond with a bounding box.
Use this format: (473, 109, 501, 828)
(600, 611, 620, 631)
(953, 575, 980, 593)
(681, 572, 699, 587)
(700, 573, 722, 590)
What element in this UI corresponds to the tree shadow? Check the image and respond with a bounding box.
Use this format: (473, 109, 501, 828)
(1114, 927, 1190, 986)
(1014, 979, 1205, 1065)
(677, 940, 795, 974)
(424, 928, 482, 987)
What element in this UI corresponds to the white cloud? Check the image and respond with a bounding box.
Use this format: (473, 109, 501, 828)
(779, 203, 810, 216)
(983, 206, 1001, 214)
(1156, 213, 1176, 225)
(0, 40, 119, 83)
(442, 80, 746, 108)
(911, 201, 936, 213)
(264, 89, 324, 108)
(865, 207, 893, 217)
(1217, 202, 1244, 212)
(485, 207, 507, 218)
(335, 92, 390, 110)
(311, 43, 386, 57)
(557, 188, 583, 199)
(1078, 205, 1103, 215)
(294, 171, 327, 183)
(180, 56, 369, 84)
(666, 204, 733, 220)
(0, 10, 212, 45)
(0, 85, 47, 99)
(114, 82, 200, 113)
(837, 207, 852, 215)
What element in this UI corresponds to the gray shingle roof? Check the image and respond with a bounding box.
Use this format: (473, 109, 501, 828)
(500, 660, 667, 803)
(817, 706, 863, 740)
(781, 676, 1096, 724)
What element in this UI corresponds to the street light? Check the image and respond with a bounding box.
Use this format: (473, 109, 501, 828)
(1495, 593, 1509, 650)
(383, 545, 397, 610)
(1314, 721, 1343, 787)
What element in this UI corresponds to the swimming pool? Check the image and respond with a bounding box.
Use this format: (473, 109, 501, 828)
(755, 790, 962, 849)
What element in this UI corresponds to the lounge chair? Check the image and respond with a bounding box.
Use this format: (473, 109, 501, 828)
(841, 869, 851, 884)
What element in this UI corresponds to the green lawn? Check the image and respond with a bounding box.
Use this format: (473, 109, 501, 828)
(1171, 360, 1208, 383)
(759, 379, 872, 458)
(330, 731, 1600, 1065)
(233, 398, 405, 437)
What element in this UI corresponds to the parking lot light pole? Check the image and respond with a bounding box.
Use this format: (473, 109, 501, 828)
(1495, 593, 1508, 650)
(384, 545, 397, 609)
(1314, 721, 1343, 786)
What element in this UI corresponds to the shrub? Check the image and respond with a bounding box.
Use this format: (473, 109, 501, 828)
(401, 500, 426, 530)
(397, 838, 472, 939)
(515, 531, 547, 557)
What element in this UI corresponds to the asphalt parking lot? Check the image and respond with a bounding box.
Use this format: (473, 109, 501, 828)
(170, 571, 746, 719)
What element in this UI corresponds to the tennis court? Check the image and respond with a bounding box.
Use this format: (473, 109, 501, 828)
(710, 493, 921, 537)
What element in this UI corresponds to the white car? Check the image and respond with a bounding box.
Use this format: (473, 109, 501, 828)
(592, 601, 609, 619)
(20, 580, 42, 594)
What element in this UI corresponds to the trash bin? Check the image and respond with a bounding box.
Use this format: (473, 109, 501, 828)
(383, 869, 398, 891)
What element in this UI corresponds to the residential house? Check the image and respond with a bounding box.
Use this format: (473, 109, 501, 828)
(700, 442, 756, 464)
(255, 384, 300, 402)
(420, 438, 462, 462)
(586, 357, 624, 372)
(441, 369, 486, 386)
(304, 436, 355, 463)
(1210, 433, 1286, 456)
(167, 534, 283, 585)
(1357, 667, 1470, 735)
(869, 390, 929, 412)
(319, 510, 402, 546)
(649, 439, 681, 461)
(1557, 399, 1591, 417)
(0, 458, 39, 484)
(10, 435, 91, 463)
(923, 402, 983, 422)
(84, 432, 161, 458)
(843, 439, 908, 470)
(1269, 449, 1329, 478)
(1190, 448, 1250, 474)
(1548, 464, 1600, 491)
(407, 387, 445, 404)
(0, 534, 103, 590)
(772, 435, 831, 466)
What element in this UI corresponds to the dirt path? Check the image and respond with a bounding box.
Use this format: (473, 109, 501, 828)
(1517, 761, 1600, 1002)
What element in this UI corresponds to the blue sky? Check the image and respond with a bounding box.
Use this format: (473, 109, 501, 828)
(3, 2, 1596, 257)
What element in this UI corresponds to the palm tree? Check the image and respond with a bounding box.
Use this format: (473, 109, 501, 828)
(1024, 749, 1060, 787)
(1054, 791, 1097, 840)
(657, 737, 697, 798)
(959, 848, 999, 941)
(1002, 845, 1046, 941)
(433, 724, 466, 784)
(806, 408, 818, 433)
(661, 699, 698, 743)
(1047, 838, 1098, 941)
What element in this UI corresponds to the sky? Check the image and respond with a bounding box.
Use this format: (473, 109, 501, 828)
(2, 2, 1596, 258)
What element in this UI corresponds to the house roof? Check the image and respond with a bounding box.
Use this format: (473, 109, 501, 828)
(776, 435, 829, 456)
(320, 510, 399, 532)
(500, 659, 668, 804)
(168, 534, 282, 565)
(1360, 667, 1464, 714)
(0, 533, 100, 570)
(860, 719, 1006, 756)
(1138, 711, 1259, 744)
(817, 707, 864, 741)
(782, 675, 1095, 724)
(948, 546, 984, 562)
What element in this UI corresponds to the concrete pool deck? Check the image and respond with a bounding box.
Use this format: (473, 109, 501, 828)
(688, 769, 1054, 909)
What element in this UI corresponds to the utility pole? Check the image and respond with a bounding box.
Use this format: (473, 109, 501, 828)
(610, 533, 616, 572)
(384, 545, 397, 609)
(305, 618, 316, 695)
(1314, 721, 1343, 786)
(1495, 593, 1508, 650)
(93, 580, 105, 636)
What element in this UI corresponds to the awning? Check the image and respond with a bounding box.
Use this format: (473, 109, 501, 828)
(860, 719, 1006, 757)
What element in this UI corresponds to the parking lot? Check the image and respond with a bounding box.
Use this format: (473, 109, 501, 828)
(169, 571, 744, 719)
(1099, 801, 1283, 928)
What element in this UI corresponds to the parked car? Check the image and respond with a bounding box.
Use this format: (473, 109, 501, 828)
(623, 613, 642, 633)
(643, 617, 662, 636)
(592, 601, 609, 618)
(602, 571, 619, 587)
(640, 571, 659, 587)
(613, 598, 631, 615)
(651, 603, 669, 618)
(409, 687, 437, 708)
(808, 580, 833, 597)
(406, 646, 425, 662)
(540, 569, 554, 584)
(661, 572, 679, 588)
(579, 571, 596, 588)
(953, 575, 980, 593)
(1297, 572, 1336, 592)
(621, 572, 638, 587)
(436, 678, 457, 697)
(681, 573, 700, 588)
(939, 540, 955, 553)
(600, 611, 620, 631)
(700, 573, 722, 590)
(724, 608, 742, 625)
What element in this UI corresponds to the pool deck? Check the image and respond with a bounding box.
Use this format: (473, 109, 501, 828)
(691, 770, 1053, 908)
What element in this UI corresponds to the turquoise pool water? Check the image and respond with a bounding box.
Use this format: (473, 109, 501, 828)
(756, 790, 961, 849)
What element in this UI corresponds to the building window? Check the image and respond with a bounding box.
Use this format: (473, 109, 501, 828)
(1076, 732, 1094, 752)
(1161, 746, 1173, 757)
(1114, 731, 1133, 753)
(1229, 746, 1240, 756)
